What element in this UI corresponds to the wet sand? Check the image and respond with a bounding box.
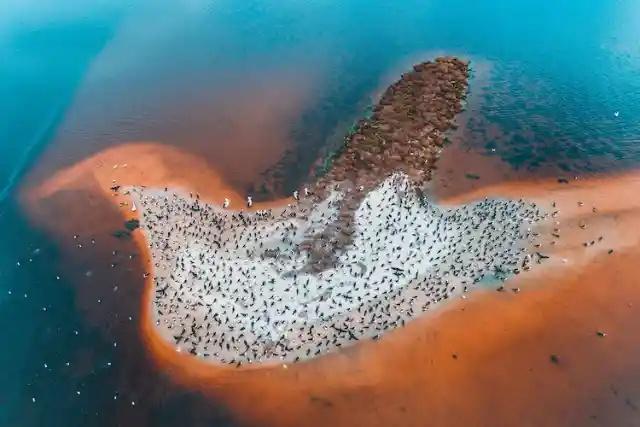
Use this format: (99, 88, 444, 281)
(19, 142, 292, 340)
(18, 138, 640, 427)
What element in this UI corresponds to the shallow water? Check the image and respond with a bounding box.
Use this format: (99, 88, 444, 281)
(2, 0, 640, 426)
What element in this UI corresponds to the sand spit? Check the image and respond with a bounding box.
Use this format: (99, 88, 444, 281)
(123, 57, 557, 367)
(137, 171, 640, 427)
(15, 52, 640, 424)
(132, 171, 550, 365)
(19, 141, 640, 426)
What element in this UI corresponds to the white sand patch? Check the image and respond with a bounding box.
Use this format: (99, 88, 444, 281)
(130, 172, 549, 364)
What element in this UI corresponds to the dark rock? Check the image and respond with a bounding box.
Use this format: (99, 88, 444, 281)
(124, 219, 140, 231)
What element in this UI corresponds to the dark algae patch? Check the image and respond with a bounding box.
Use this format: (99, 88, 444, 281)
(124, 219, 140, 231)
(112, 230, 132, 240)
(112, 220, 139, 239)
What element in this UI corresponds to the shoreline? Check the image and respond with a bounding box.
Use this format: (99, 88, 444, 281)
(15, 54, 640, 427)
(122, 57, 564, 367)
(16, 126, 640, 427)
(25, 56, 567, 370)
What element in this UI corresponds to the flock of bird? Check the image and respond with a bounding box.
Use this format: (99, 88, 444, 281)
(130, 172, 549, 366)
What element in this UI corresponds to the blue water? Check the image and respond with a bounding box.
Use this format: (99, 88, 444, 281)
(1, 0, 639, 426)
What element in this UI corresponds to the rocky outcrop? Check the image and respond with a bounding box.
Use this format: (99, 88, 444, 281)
(300, 57, 470, 272)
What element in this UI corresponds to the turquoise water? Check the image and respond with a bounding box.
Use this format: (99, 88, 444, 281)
(1, 0, 640, 425)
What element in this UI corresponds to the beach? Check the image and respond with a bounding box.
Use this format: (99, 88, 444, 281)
(116, 57, 552, 366)
(15, 56, 640, 427)
(16, 128, 640, 427)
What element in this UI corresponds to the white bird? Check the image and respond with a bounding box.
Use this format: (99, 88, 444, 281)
(247, 196, 253, 207)
(293, 190, 299, 201)
(614, 111, 619, 117)
(222, 198, 230, 209)
(304, 187, 310, 197)
(131, 202, 137, 212)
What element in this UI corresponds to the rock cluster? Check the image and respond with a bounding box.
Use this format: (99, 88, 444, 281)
(301, 57, 470, 272)
(315, 57, 469, 191)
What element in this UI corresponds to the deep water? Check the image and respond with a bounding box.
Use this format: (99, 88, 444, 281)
(1, 0, 640, 426)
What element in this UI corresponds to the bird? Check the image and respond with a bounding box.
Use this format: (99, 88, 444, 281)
(247, 196, 253, 208)
(293, 191, 299, 201)
(223, 198, 230, 209)
(614, 111, 619, 117)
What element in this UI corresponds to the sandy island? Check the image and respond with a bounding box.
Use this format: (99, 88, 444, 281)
(130, 172, 547, 365)
(121, 57, 558, 366)
(17, 55, 640, 427)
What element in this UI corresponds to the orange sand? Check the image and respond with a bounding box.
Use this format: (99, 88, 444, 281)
(23, 142, 292, 211)
(19, 143, 640, 427)
(18, 143, 290, 333)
